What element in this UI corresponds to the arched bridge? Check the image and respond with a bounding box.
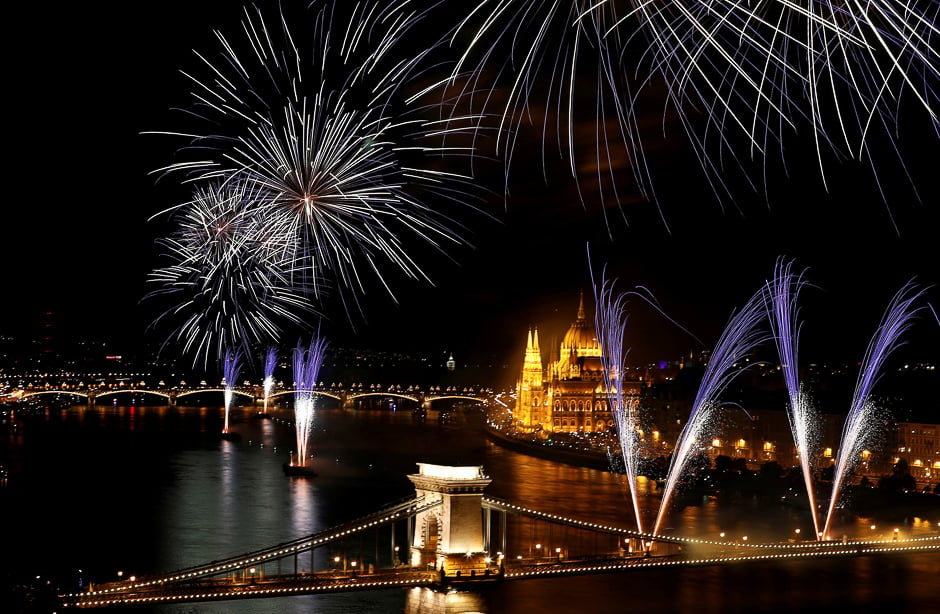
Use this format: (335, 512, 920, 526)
(60, 464, 940, 609)
(17, 386, 494, 411)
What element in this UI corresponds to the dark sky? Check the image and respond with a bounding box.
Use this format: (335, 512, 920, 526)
(6, 1, 939, 372)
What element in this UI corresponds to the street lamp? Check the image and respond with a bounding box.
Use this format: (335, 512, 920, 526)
(535, 543, 542, 560)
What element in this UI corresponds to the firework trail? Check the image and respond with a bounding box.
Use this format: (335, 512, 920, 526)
(653, 285, 771, 536)
(592, 268, 645, 534)
(149, 0, 489, 321)
(291, 335, 329, 467)
(262, 346, 278, 413)
(599, 0, 940, 206)
(765, 258, 823, 538)
(821, 279, 928, 539)
(145, 180, 319, 367)
(446, 1, 656, 223)
(222, 347, 244, 435)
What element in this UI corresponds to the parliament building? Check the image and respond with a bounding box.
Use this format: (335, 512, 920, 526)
(514, 294, 642, 434)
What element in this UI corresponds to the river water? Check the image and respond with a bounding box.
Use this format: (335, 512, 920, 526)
(2, 402, 938, 613)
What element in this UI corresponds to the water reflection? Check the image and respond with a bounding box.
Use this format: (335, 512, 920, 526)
(3, 404, 938, 614)
(404, 586, 486, 614)
(257, 415, 277, 447)
(288, 475, 316, 540)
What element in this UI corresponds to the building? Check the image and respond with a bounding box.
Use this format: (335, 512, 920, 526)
(893, 422, 940, 485)
(514, 294, 641, 434)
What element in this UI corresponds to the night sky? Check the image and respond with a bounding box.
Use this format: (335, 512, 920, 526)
(6, 1, 939, 372)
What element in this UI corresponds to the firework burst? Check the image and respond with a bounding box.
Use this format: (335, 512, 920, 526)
(149, 0, 489, 320)
(446, 0, 656, 222)
(599, 0, 940, 205)
(144, 180, 319, 367)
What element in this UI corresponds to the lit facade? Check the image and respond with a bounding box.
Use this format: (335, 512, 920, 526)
(894, 422, 940, 483)
(514, 294, 641, 434)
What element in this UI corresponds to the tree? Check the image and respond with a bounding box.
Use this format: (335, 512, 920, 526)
(878, 458, 917, 493)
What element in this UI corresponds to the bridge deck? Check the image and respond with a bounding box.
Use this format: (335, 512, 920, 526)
(61, 539, 940, 608)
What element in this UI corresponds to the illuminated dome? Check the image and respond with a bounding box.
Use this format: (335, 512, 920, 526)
(560, 293, 601, 357)
(552, 293, 603, 382)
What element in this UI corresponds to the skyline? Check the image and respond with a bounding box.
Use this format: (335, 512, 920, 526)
(5, 1, 939, 372)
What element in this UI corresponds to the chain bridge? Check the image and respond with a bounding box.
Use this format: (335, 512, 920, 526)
(60, 464, 940, 609)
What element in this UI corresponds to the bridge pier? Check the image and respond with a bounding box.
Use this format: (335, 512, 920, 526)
(407, 463, 492, 577)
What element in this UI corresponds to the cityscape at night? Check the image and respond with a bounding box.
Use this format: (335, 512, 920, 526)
(4, 1, 939, 613)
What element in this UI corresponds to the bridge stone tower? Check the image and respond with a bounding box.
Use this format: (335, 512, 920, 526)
(407, 463, 492, 576)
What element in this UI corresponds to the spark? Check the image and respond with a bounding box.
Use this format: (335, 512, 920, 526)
(592, 266, 645, 534)
(653, 284, 771, 536)
(822, 278, 929, 539)
(292, 335, 329, 467)
(262, 345, 278, 413)
(765, 257, 822, 539)
(222, 347, 244, 435)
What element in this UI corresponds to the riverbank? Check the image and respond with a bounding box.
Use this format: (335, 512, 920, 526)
(483, 424, 616, 472)
(483, 423, 940, 526)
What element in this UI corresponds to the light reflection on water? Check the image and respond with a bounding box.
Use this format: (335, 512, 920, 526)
(2, 404, 938, 613)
